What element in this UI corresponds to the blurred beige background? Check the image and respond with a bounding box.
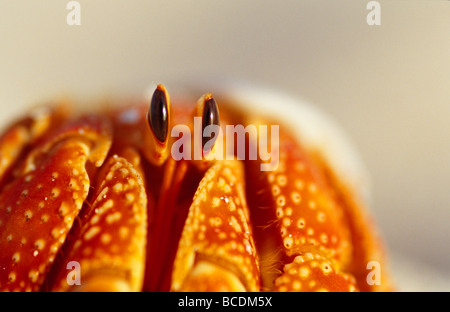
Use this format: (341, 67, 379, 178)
(0, 0, 449, 291)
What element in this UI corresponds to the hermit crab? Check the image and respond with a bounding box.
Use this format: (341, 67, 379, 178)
(0, 83, 392, 292)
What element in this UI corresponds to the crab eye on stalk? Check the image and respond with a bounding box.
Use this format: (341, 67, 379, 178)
(148, 84, 169, 144)
(145, 84, 171, 165)
(202, 95, 220, 153)
(192, 93, 221, 164)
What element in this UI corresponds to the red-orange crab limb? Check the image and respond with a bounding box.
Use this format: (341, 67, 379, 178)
(0, 84, 392, 292)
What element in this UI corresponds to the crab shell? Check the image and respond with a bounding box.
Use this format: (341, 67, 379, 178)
(0, 84, 392, 292)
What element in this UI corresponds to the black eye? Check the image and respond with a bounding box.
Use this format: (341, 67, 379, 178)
(147, 85, 169, 143)
(202, 96, 220, 150)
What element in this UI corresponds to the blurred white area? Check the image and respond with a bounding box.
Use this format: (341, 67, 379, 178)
(0, 0, 449, 291)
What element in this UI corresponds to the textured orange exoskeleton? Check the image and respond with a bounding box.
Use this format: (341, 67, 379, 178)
(0, 85, 392, 292)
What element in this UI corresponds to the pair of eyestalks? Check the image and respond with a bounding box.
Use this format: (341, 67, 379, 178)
(145, 84, 221, 169)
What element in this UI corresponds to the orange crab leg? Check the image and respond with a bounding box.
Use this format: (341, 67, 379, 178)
(0, 114, 111, 292)
(171, 160, 261, 292)
(242, 118, 358, 291)
(51, 154, 147, 292)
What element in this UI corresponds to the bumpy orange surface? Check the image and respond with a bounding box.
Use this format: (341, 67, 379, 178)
(0, 86, 392, 292)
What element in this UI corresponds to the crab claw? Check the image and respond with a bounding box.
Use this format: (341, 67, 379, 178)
(0, 114, 112, 292)
(51, 155, 147, 292)
(266, 131, 352, 263)
(244, 123, 354, 289)
(0, 105, 66, 182)
(30, 114, 112, 168)
(171, 160, 260, 292)
(0, 140, 93, 291)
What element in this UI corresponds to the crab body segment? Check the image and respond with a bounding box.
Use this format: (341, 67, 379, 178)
(0, 85, 391, 292)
